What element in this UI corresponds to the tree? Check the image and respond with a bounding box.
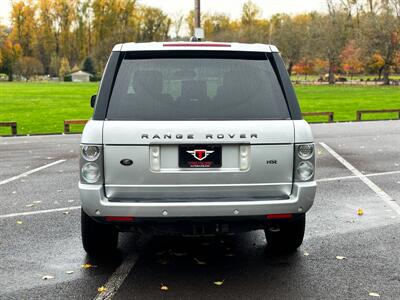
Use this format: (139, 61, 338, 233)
(15, 56, 44, 81)
(239, 1, 269, 43)
(172, 11, 184, 39)
(293, 59, 315, 80)
(202, 13, 233, 41)
(271, 14, 311, 76)
(311, 2, 351, 84)
(358, 1, 400, 84)
(49, 54, 60, 77)
(59, 56, 71, 79)
(37, 0, 56, 74)
(340, 40, 364, 79)
(136, 6, 171, 42)
(10, 0, 37, 56)
(366, 53, 385, 78)
(52, 0, 75, 61)
(0, 39, 22, 81)
(82, 56, 95, 74)
(241, 0, 261, 26)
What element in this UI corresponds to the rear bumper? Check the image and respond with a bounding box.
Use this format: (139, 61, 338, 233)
(79, 181, 317, 218)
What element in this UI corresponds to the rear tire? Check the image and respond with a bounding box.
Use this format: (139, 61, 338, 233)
(81, 209, 119, 257)
(265, 214, 305, 253)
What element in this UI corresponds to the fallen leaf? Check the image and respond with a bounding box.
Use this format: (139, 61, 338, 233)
(12, 191, 16, 194)
(57, 189, 63, 193)
(63, 211, 70, 215)
(304, 252, 310, 256)
(25, 204, 34, 208)
(42, 275, 54, 280)
(214, 280, 224, 286)
(368, 292, 380, 297)
(16, 221, 23, 225)
(194, 257, 207, 265)
(160, 284, 169, 291)
(66, 271, 74, 274)
(336, 256, 346, 260)
(81, 263, 96, 269)
(97, 286, 107, 293)
(357, 208, 364, 216)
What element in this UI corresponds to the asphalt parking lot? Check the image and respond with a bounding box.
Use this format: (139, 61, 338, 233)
(0, 120, 399, 300)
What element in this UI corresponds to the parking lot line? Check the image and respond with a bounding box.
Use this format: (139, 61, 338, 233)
(317, 170, 400, 183)
(94, 253, 139, 300)
(0, 159, 66, 186)
(320, 142, 400, 215)
(0, 206, 80, 219)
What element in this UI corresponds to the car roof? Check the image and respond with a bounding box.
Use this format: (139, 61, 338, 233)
(112, 42, 279, 53)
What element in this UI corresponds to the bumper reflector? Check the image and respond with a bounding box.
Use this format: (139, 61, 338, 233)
(105, 216, 135, 222)
(266, 214, 293, 220)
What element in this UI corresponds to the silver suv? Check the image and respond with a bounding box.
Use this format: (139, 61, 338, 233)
(79, 42, 316, 256)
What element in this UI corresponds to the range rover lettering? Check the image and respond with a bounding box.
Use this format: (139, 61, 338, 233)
(79, 42, 317, 256)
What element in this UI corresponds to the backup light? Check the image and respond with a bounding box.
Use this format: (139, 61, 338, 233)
(81, 162, 100, 183)
(296, 161, 314, 181)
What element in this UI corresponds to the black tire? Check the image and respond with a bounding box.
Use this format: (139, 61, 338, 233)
(81, 209, 119, 256)
(265, 214, 305, 253)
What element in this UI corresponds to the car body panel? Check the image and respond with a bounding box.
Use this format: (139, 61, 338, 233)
(80, 42, 317, 227)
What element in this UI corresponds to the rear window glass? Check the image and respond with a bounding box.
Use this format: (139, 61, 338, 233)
(107, 51, 290, 120)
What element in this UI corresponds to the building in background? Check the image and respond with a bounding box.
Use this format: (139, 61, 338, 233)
(70, 71, 92, 82)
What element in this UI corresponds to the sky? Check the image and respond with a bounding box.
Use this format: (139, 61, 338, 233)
(0, 0, 327, 25)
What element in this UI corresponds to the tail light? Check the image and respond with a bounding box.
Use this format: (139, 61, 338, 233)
(295, 143, 315, 182)
(80, 144, 103, 184)
(266, 214, 293, 219)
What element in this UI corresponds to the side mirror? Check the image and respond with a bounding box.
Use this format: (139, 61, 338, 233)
(90, 95, 97, 108)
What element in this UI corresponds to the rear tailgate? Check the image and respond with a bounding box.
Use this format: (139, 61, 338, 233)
(103, 120, 294, 201)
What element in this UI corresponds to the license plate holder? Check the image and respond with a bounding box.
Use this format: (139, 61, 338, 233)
(179, 145, 222, 168)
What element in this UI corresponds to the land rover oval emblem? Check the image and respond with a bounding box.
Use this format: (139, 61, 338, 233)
(120, 159, 133, 166)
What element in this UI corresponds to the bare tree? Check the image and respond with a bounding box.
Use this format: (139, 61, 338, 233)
(172, 11, 184, 40)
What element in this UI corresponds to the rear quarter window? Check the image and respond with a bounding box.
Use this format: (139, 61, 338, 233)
(106, 51, 290, 120)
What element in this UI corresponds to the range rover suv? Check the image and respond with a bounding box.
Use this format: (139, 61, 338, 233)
(79, 42, 316, 256)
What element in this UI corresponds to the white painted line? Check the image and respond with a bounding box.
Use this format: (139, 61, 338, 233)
(94, 253, 139, 300)
(318, 170, 400, 183)
(0, 206, 81, 219)
(320, 142, 400, 215)
(0, 159, 66, 186)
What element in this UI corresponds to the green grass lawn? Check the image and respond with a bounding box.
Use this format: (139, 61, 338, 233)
(0, 82, 98, 135)
(0, 82, 400, 135)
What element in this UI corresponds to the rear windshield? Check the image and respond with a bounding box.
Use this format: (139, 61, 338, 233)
(107, 51, 290, 120)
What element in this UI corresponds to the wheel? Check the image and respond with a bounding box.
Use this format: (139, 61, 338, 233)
(81, 209, 119, 256)
(265, 214, 305, 253)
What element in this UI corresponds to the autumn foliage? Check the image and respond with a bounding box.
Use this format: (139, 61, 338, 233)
(0, 0, 399, 84)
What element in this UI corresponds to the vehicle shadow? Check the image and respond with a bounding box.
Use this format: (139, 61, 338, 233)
(112, 231, 307, 299)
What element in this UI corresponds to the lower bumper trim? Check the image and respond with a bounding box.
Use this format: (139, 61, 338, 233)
(80, 182, 316, 218)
